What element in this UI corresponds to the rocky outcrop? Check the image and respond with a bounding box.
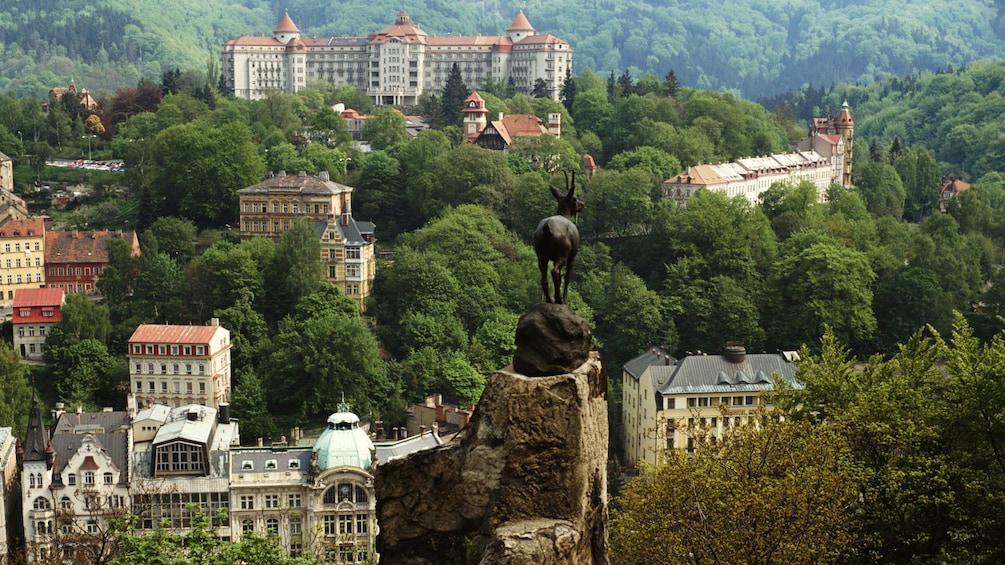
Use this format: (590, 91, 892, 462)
(375, 353, 608, 564)
(513, 303, 592, 377)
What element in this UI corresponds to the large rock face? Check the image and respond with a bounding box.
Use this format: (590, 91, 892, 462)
(375, 353, 609, 564)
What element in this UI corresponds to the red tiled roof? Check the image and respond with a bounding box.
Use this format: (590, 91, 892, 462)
(516, 34, 567, 46)
(274, 13, 300, 34)
(45, 230, 139, 265)
(0, 217, 43, 237)
(13, 288, 64, 308)
(500, 114, 548, 137)
(129, 324, 224, 345)
(508, 11, 534, 32)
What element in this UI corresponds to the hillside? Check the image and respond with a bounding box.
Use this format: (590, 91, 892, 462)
(3, 0, 1005, 98)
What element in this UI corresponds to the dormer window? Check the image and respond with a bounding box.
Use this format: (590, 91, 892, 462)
(265, 460, 277, 470)
(288, 459, 300, 470)
(241, 461, 254, 471)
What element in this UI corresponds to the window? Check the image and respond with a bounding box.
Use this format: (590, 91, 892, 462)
(345, 264, 360, 278)
(356, 514, 369, 534)
(242, 519, 254, 533)
(171, 345, 179, 355)
(346, 246, 361, 259)
(288, 493, 302, 508)
(104, 472, 113, 484)
(83, 471, 95, 485)
(61, 496, 72, 510)
(241, 461, 253, 471)
(265, 494, 279, 508)
(266, 518, 279, 535)
(323, 515, 336, 535)
(146, 345, 154, 354)
(290, 516, 302, 536)
(289, 459, 301, 470)
(186, 364, 192, 375)
(240, 495, 254, 509)
(196, 345, 205, 355)
(148, 381, 155, 392)
(698, 397, 709, 407)
(339, 514, 353, 534)
(161, 381, 168, 392)
(67, 474, 76, 486)
(33, 496, 50, 510)
(687, 397, 696, 407)
(265, 459, 277, 470)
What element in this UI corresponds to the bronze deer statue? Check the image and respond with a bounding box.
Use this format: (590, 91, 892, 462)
(534, 170, 585, 304)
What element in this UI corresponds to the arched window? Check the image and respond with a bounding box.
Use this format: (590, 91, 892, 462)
(242, 519, 254, 533)
(355, 485, 369, 504)
(33, 497, 50, 510)
(266, 518, 279, 535)
(35, 473, 43, 486)
(323, 487, 337, 504)
(29, 474, 36, 488)
(60, 497, 72, 510)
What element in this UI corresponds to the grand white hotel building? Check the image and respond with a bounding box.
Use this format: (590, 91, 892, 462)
(222, 10, 572, 105)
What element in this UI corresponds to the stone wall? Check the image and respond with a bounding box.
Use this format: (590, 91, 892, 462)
(375, 352, 609, 564)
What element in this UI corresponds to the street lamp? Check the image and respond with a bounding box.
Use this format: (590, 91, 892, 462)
(82, 135, 96, 160)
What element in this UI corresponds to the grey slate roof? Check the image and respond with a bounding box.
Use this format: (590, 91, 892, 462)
(237, 172, 354, 196)
(313, 216, 369, 246)
(373, 431, 443, 464)
(50, 432, 129, 486)
(623, 348, 675, 382)
(231, 448, 313, 474)
(654, 352, 801, 395)
(54, 410, 130, 436)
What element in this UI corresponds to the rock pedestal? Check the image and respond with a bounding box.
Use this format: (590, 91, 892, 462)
(375, 353, 609, 564)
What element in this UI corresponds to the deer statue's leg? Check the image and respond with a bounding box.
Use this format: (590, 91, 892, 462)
(538, 256, 551, 303)
(551, 263, 563, 304)
(562, 254, 576, 305)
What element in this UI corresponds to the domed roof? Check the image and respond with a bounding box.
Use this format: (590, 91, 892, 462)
(312, 404, 374, 471)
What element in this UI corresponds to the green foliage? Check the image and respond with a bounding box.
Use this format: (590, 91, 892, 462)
(0, 343, 31, 432)
(263, 219, 324, 323)
(611, 420, 858, 564)
(361, 107, 408, 150)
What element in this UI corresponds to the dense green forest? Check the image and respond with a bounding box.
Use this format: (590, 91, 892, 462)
(2, 60, 1005, 443)
(4, 0, 1005, 98)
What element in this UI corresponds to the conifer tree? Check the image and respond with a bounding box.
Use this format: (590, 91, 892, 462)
(436, 63, 468, 128)
(560, 67, 577, 111)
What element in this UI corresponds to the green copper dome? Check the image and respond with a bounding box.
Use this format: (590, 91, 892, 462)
(312, 405, 374, 471)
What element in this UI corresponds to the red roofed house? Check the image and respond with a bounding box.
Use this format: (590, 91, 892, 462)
(941, 177, 971, 211)
(128, 320, 232, 410)
(0, 217, 46, 306)
(800, 100, 855, 187)
(45, 230, 140, 295)
(46, 80, 100, 113)
(12, 288, 64, 360)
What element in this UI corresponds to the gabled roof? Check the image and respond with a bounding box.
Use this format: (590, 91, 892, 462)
(371, 10, 428, 44)
(50, 432, 129, 485)
(652, 350, 800, 396)
(13, 287, 64, 308)
(0, 151, 9, 162)
(0, 216, 43, 237)
(45, 229, 139, 264)
(129, 324, 226, 345)
(623, 348, 675, 382)
(508, 11, 535, 32)
(274, 13, 300, 34)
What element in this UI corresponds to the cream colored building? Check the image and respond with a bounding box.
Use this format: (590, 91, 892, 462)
(237, 171, 376, 311)
(127, 321, 232, 410)
(622, 344, 801, 466)
(222, 11, 571, 104)
(0, 217, 45, 305)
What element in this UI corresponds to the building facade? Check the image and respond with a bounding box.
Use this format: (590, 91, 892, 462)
(222, 11, 571, 104)
(237, 171, 376, 311)
(0, 427, 15, 565)
(622, 344, 802, 466)
(127, 321, 232, 410)
(0, 218, 45, 306)
(12, 288, 64, 361)
(45, 230, 140, 295)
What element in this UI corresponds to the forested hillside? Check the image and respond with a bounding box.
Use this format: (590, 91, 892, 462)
(4, 0, 1005, 98)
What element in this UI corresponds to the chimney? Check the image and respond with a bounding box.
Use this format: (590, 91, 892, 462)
(298, 171, 307, 177)
(319, 171, 330, 181)
(548, 112, 561, 138)
(723, 342, 746, 364)
(219, 402, 231, 425)
(498, 112, 504, 121)
(278, 170, 287, 177)
(210, 317, 220, 326)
